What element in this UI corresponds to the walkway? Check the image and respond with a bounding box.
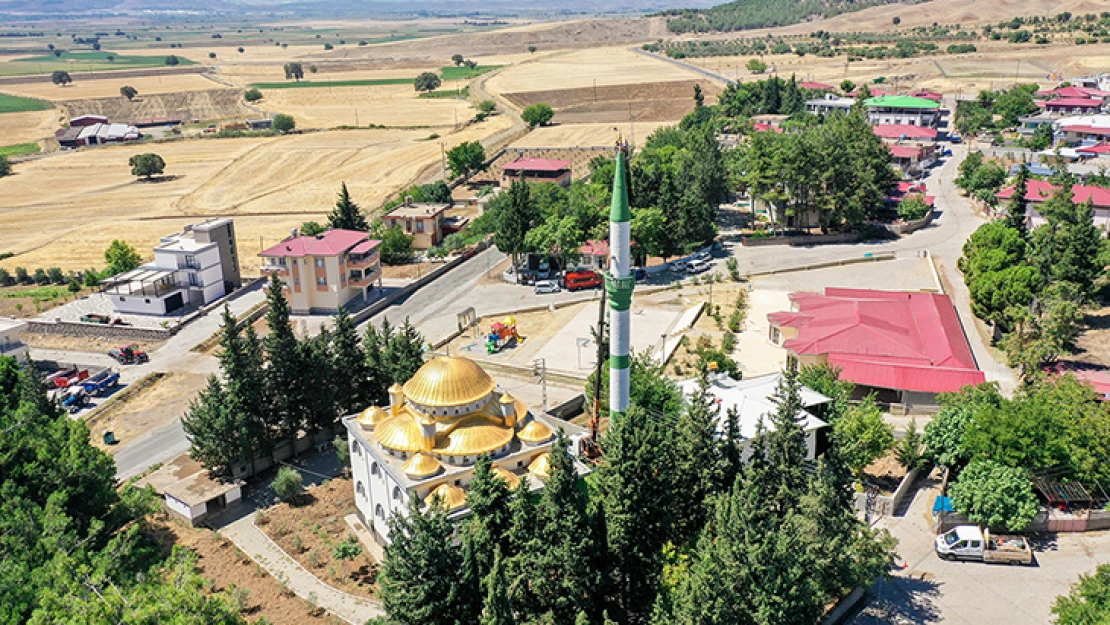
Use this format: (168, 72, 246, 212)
(220, 510, 383, 625)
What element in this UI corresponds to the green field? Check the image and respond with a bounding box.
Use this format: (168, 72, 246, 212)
(0, 143, 41, 157)
(252, 77, 413, 89)
(439, 65, 501, 80)
(419, 87, 470, 99)
(0, 50, 196, 77)
(0, 93, 53, 114)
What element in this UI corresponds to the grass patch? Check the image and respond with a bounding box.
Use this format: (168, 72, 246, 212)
(439, 65, 501, 80)
(419, 86, 470, 99)
(1, 285, 68, 300)
(0, 93, 53, 114)
(0, 51, 195, 76)
(251, 78, 412, 89)
(0, 143, 40, 157)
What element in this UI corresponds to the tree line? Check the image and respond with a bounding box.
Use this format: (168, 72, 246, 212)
(656, 0, 902, 34)
(183, 275, 426, 476)
(372, 359, 895, 625)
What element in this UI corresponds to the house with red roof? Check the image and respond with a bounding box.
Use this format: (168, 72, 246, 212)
(259, 229, 381, 314)
(1040, 85, 1110, 102)
(752, 121, 784, 133)
(767, 288, 985, 408)
(887, 181, 935, 208)
(995, 179, 1110, 226)
(799, 81, 835, 92)
(887, 143, 937, 176)
(1057, 123, 1110, 146)
(501, 157, 573, 188)
(873, 124, 938, 141)
(1043, 98, 1104, 115)
(908, 90, 943, 102)
(381, 197, 453, 249)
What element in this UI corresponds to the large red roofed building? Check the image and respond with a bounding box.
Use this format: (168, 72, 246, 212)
(996, 179, 1110, 226)
(501, 157, 572, 188)
(768, 288, 985, 407)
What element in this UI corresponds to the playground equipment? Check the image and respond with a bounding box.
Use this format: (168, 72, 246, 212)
(486, 317, 524, 354)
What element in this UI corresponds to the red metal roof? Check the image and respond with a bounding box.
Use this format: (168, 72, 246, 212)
(770, 288, 984, 394)
(873, 124, 938, 139)
(1077, 144, 1110, 154)
(996, 179, 1110, 209)
(1060, 125, 1110, 136)
(259, 229, 371, 258)
(908, 90, 943, 101)
(580, 239, 609, 256)
(752, 121, 784, 133)
(502, 157, 571, 173)
(1050, 361, 1110, 398)
(888, 145, 923, 158)
(1045, 97, 1103, 108)
(349, 239, 382, 255)
(1042, 85, 1110, 99)
(799, 81, 835, 91)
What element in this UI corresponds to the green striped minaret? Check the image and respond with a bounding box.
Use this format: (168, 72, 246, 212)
(608, 141, 634, 416)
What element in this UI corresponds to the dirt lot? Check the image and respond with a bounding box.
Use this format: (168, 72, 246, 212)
(502, 78, 720, 124)
(21, 331, 165, 354)
(148, 517, 344, 625)
(863, 450, 908, 496)
(257, 476, 377, 598)
(87, 372, 208, 452)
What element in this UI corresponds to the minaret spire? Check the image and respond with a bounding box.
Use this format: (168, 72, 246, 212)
(608, 137, 633, 417)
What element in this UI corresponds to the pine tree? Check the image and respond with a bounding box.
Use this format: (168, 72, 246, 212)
(385, 317, 426, 387)
(365, 317, 391, 404)
(464, 455, 514, 580)
(331, 306, 371, 413)
(215, 305, 270, 459)
(263, 274, 308, 445)
(763, 357, 809, 515)
(1004, 163, 1030, 235)
(781, 74, 802, 116)
(378, 498, 468, 625)
(182, 376, 239, 474)
(327, 182, 369, 231)
(480, 550, 514, 625)
(669, 372, 722, 544)
(299, 327, 337, 433)
(597, 406, 673, 624)
(718, 406, 743, 492)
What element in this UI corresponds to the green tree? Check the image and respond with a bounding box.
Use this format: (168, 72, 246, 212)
(414, 71, 442, 92)
(1053, 565, 1110, 625)
(120, 85, 138, 100)
(283, 61, 304, 81)
(272, 113, 295, 133)
(447, 140, 486, 180)
(481, 550, 514, 625)
(833, 394, 894, 478)
(334, 434, 350, 467)
(165, 54, 179, 65)
(299, 327, 337, 434)
(522, 102, 555, 127)
(104, 239, 142, 275)
(949, 459, 1038, 531)
(263, 273, 308, 444)
(331, 306, 372, 413)
(839, 79, 855, 93)
(51, 69, 72, 85)
(895, 418, 924, 471)
(1028, 122, 1054, 151)
(1005, 163, 1031, 234)
(373, 223, 414, 265)
(0, 155, 10, 178)
(182, 376, 247, 476)
(272, 466, 304, 503)
(299, 221, 325, 236)
(491, 179, 539, 269)
(451, 53, 464, 66)
(128, 152, 165, 179)
(462, 455, 513, 583)
(923, 384, 1003, 469)
(332, 534, 363, 562)
(327, 182, 369, 231)
(670, 373, 721, 543)
(244, 87, 262, 102)
(746, 57, 768, 73)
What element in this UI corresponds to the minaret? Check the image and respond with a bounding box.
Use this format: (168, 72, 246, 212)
(608, 139, 633, 417)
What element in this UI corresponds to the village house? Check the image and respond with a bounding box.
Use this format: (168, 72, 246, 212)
(872, 124, 938, 142)
(1041, 97, 1104, 116)
(259, 228, 382, 314)
(136, 454, 243, 527)
(500, 157, 573, 188)
(864, 95, 942, 128)
(768, 288, 985, 411)
(806, 94, 855, 116)
(798, 81, 835, 92)
(888, 144, 938, 177)
(102, 218, 241, 316)
(0, 318, 28, 363)
(381, 198, 452, 249)
(996, 179, 1110, 228)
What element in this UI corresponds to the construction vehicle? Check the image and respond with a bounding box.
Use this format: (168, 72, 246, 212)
(109, 344, 149, 365)
(486, 317, 524, 354)
(935, 526, 1033, 565)
(81, 369, 121, 397)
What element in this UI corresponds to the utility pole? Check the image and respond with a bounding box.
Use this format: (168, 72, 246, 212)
(534, 358, 547, 413)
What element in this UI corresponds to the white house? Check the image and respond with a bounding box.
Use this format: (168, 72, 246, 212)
(102, 218, 241, 315)
(0, 318, 28, 362)
(806, 94, 855, 116)
(678, 372, 830, 460)
(135, 454, 243, 527)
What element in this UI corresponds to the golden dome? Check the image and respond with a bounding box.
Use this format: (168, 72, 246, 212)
(402, 356, 495, 408)
(402, 452, 443, 479)
(357, 406, 389, 429)
(375, 416, 425, 453)
(428, 483, 467, 511)
(437, 415, 514, 456)
(517, 418, 553, 444)
(527, 453, 551, 479)
(389, 383, 404, 393)
(499, 393, 515, 405)
(492, 466, 521, 489)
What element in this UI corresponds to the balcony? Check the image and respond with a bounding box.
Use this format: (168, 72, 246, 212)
(347, 252, 379, 269)
(260, 263, 289, 276)
(349, 266, 381, 286)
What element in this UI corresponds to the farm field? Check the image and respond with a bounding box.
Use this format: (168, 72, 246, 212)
(250, 77, 411, 89)
(0, 109, 58, 146)
(0, 73, 220, 100)
(485, 47, 702, 93)
(254, 82, 476, 128)
(0, 142, 40, 157)
(0, 92, 53, 113)
(0, 115, 512, 274)
(509, 121, 671, 149)
(0, 50, 196, 76)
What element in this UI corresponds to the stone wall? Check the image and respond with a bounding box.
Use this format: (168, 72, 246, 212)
(741, 232, 861, 247)
(26, 319, 174, 342)
(884, 207, 936, 235)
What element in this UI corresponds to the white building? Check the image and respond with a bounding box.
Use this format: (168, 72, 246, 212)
(0, 318, 28, 362)
(678, 372, 831, 461)
(806, 94, 855, 116)
(102, 218, 241, 315)
(135, 454, 243, 527)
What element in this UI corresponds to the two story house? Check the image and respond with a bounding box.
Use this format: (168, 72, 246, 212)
(259, 229, 382, 314)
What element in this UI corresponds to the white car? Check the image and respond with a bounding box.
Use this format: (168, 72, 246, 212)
(670, 259, 689, 272)
(686, 259, 710, 274)
(534, 280, 560, 294)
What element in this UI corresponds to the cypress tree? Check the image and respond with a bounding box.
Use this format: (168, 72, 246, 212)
(669, 372, 722, 544)
(1005, 163, 1030, 235)
(182, 376, 240, 475)
(463, 455, 514, 580)
(262, 274, 308, 445)
(299, 327, 337, 434)
(480, 550, 514, 625)
(327, 182, 369, 231)
(385, 318, 426, 387)
(331, 306, 371, 413)
(365, 317, 391, 404)
(216, 305, 270, 457)
(718, 405, 743, 492)
(378, 498, 467, 625)
(763, 357, 809, 515)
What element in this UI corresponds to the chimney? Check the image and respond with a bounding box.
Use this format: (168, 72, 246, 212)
(404, 195, 414, 207)
(290, 227, 298, 239)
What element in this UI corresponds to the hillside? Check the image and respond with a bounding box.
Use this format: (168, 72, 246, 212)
(659, 0, 928, 33)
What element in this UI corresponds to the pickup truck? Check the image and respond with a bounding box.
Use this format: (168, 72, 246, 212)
(935, 526, 1033, 565)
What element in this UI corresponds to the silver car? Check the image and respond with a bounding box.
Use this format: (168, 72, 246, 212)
(534, 280, 561, 294)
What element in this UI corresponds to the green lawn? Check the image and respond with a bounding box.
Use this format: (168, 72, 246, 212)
(0, 94, 53, 114)
(1, 285, 68, 300)
(419, 86, 470, 99)
(0, 143, 41, 157)
(0, 50, 196, 77)
(439, 65, 501, 80)
(251, 77, 413, 89)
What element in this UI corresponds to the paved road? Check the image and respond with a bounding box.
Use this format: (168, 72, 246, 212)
(630, 47, 735, 86)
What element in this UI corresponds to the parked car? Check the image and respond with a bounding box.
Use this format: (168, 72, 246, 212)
(693, 250, 711, 262)
(634, 268, 648, 281)
(534, 280, 561, 294)
(686, 259, 710, 274)
(935, 526, 1032, 565)
(949, 133, 962, 143)
(670, 259, 689, 272)
(564, 270, 603, 292)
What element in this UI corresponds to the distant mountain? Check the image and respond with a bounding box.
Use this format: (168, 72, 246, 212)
(658, 0, 927, 33)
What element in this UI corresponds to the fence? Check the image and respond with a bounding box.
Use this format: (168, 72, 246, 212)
(933, 508, 1110, 534)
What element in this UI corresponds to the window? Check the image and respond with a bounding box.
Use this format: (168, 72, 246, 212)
(416, 221, 424, 232)
(392, 487, 402, 501)
(188, 272, 200, 287)
(352, 441, 361, 456)
(371, 462, 380, 477)
(315, 258, 325, 268)
(406, 220, 412, 233)
(317, 276, 327, 286)
(375, 504, 385, 519)
(356, 481, 366, 498)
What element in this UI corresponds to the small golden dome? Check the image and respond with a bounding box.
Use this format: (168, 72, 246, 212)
(402, 452, 443, 479)
(492, 466, 521, 489)
(389, 383, 404, 394)
(375, 416, 426, 453)
(517, 418, 554, 444)
(438, 415, 514, 456)
(428, 483, 467, 511)
(403, 356, 495, 408)
(357, 406, 389, 429)
(527, 453, 551, 479)
(499, 393, 515, 405)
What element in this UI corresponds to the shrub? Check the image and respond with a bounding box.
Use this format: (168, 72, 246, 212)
(522, 102, 554, 127)
(272, 466, 304, 503)
(67, 279, 81, 293)
(32, 268, 49, 285)
(726, 256, 740, 281)
(727, 309, 742, 333)
(244, 88, 262, 102)
(0, 268, 10, 287)
(272, 113, 295, 133)
(14, 267, 29, 285)
(46, 267, 64, 284)
(897, 195, 931, 222)
(721, 331, 736, 352)
(895, 418, 924, 471)
(334, 435, 349, 467)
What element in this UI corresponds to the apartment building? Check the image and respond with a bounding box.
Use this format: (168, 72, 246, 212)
(259, 229, 382, 314)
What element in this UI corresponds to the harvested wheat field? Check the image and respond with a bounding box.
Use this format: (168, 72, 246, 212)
(0, 73, 219, 101)
(0, 116, 512, 273)
(510, 121, 671, 149)
(501, 79, 720, 124)
(255, 83, 475, 129)
(0, 108, 60, 145)
(59, 88, 253, 124)
(485, 46, 702, 94)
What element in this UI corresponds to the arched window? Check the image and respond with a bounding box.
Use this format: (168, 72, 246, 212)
(375, 504, 385, 519)
(392, 486, 402, 501)
(351, 441, 361, 457)
(356, 481, 366, 499)
(371, 462, 380, 478)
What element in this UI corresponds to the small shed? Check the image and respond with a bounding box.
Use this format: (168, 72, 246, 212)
(247, 118, 273, 131)
(135, 454, 243, 526)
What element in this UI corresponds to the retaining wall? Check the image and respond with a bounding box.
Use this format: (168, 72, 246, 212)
(884, 208, 936, 235)
(26, 319, 174, 342)
(741, 232, 860, 247)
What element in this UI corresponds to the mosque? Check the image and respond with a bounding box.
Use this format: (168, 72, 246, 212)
(343, 355, 580, 543)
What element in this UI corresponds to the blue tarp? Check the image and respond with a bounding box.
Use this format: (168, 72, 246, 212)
(933, 495, 955, 514)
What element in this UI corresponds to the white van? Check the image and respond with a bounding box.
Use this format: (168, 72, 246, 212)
(686, 259, 710, 274)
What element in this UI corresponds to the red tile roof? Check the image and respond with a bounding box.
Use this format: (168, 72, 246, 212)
(259, 229, 371, 258)
(502, 157, 571, 173)
(799, 81, 835, 91)
(768, 288, 984, 394)
(1042, 85, 1110, 99)
(752, 121, 784, 133)
(888, 145, 923, 158)
(996, 179, 1110, 208)
(1045, 97, 1104, 109)
(580, 239, 609, 256)
(873, 124, 938, 139)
